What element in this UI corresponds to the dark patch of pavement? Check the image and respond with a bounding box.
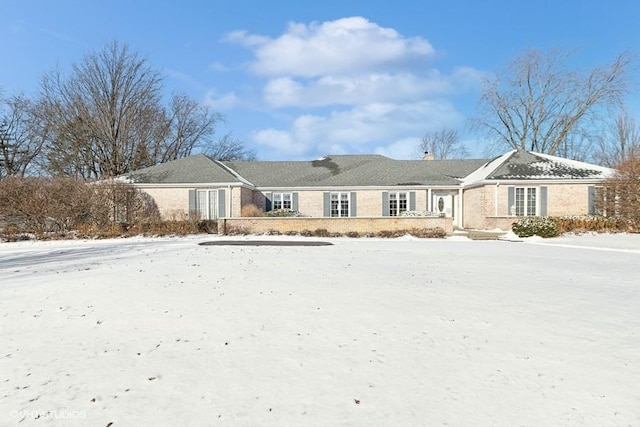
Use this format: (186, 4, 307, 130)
(199, 240, 333, 247)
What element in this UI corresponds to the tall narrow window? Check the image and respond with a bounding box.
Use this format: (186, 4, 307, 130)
(515, 187, 537, 216)
(388, 192, 408, 216)
(330, 192, 350, 217)
(196, 190, 217, 219)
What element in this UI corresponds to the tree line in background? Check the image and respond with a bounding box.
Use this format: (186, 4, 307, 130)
(1, 42, 640, 237)
(1, 43, 638, 172)
(0, 41, 255, 181)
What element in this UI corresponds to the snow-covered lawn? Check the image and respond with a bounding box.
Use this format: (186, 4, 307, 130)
(1, 234, 639, 426)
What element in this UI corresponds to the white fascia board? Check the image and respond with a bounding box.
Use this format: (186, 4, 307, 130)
(214, 160, 256, 186)
(255, 184, 462, 191)
(463, 177, 608, 189)
(132, 182, 249, 189)
(460, 150, 515, 185)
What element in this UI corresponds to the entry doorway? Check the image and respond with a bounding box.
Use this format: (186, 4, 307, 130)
(432, 192, 454, 218)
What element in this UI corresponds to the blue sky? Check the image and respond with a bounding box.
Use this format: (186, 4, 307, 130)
(1, 0, 639, 160)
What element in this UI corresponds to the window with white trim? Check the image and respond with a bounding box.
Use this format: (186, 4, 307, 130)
(330, 192, 350, 217)
(196, 190, 218, 219)
(273, 192, 292, 210)
(389, 192, 408, 216)
(515, 187, 537, 216)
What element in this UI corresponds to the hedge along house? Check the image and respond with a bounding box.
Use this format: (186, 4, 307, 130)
(124, 150, 614, 231)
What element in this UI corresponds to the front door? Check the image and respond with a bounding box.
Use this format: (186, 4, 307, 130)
(433, 193, 454, 217)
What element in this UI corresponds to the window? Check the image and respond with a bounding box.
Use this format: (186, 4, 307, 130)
(388, 192, 408, 216)
(273, 192, 292, 210)
(196, 190, 217, 219)
(515, 187, 537, 216)
(330, 192, 350, 217)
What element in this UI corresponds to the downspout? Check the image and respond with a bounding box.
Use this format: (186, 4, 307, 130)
(458, 188, 464, 228)
(495, 182, 499, 217)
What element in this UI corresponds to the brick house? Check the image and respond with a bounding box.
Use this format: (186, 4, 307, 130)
(125, 149, 614, 231)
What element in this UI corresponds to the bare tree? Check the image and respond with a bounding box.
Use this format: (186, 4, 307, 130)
(475, 48, 635, 156)
(154, 94, 224, 163)
(418, 128, 468, 160)
(554, 127, 597, 162)
(0, 94, 48, 178)
(38, 41, 164, 178)
(36, 41, 254, 178)
(206, 133, 257, 161)
(599, 155, 640, 230)
(593, 108, 640, 167)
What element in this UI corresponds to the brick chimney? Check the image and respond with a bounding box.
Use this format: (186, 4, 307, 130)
(422, 151, 434, 161)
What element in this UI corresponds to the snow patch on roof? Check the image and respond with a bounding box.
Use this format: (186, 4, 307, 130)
(532, 152, 615, 178)
(461, 150, 515, 185)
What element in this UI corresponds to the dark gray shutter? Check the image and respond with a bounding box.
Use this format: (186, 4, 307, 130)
(218, 189, 226, 218)
(323, 192, 331, 217)
(382, 192, 389, 216)
(540, 186, 547, 216)
(292, 192, 299, 211)
(588, 186, 596, 215)
(507, 187, 515, 215)
(265, 192, 272, 211)
(350, 192, 357, 217)
(189, 189, 197, 214)
(409, 191, 416, 211)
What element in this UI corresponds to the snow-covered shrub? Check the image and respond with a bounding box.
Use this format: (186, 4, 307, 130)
(511, 216, 559, 238)
(400, 210, 439, 217)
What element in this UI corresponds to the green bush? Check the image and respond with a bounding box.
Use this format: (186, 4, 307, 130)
(512, 216, 559, 238)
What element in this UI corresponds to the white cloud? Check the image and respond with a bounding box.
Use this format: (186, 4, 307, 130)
(223, 17, 484, 159)
(203, 90, 239, 110)
(251, 128, 308, 156)
(263, 69, 485, 108)
(250, 101, 464, 159)
(224, 30, 270, 47)
(373, 137, 426, 160)
(209, 61, 231, 72)
(228, 17, 434, 78)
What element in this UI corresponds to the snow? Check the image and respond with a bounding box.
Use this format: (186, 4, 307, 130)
(533, 152, 616, 179)
(1, 234, 639, 426)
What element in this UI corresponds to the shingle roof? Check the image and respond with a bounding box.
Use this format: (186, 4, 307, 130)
(124, 150, 613, 188)
(486, 150, 614, 180)
(125, 154, 241, 184)
(224, 155, 461, 187)
(403, 159, 490, 179)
